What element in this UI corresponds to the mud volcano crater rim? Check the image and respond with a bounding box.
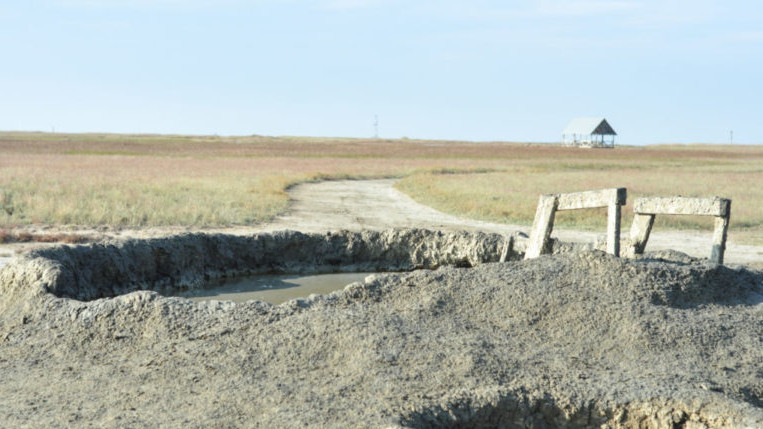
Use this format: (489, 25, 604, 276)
(27, 229, 512, 302)
(2, 229, 763, 426)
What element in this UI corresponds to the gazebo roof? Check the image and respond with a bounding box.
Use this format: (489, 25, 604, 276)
(562, 118, 617, 136)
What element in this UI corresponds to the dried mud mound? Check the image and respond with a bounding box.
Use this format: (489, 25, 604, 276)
(0, 230, 762, 428)
(5, 229, 509, 303)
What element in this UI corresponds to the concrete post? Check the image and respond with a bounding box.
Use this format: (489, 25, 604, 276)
(607, 202, 621, 257)
(524, 195, 558, 259)
(627, 213, 655, 257)
(711, 203, 730, 264)
(499, 234, 514, 263)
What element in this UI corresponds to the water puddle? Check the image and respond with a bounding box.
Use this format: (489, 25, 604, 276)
(179, 272, 380, 304)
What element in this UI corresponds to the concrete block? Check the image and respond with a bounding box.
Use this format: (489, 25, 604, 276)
(626, 213, 655, 257)
(524, 194, 558, 259)
(607, 202, 621, 256)
(557, 187, 627, 211)
(711, 207, 731, 265)
(634, 197, 730, 217)
(499, 234, 514, 263)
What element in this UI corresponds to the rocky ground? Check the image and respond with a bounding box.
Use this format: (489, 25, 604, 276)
(1, 230, 762, 427)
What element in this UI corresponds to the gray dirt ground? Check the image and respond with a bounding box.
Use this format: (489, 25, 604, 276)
(0, 230, 762, 427)
(1, 181, 762, 427)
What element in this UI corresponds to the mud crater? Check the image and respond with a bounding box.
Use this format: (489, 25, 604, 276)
(32, 229, 512, 302)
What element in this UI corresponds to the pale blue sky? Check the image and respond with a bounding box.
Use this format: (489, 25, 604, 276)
(1, 0, 761, 145)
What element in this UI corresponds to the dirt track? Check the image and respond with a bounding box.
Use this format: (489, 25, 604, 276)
(263, 179, 762, 266)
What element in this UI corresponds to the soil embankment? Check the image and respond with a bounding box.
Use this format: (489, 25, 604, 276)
(1, 230, 762, 427)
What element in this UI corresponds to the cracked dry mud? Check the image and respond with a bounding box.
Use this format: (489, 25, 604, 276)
(1, 230, 762, 428)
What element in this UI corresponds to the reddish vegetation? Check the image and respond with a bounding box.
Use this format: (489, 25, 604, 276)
(0, 132, 760, 161)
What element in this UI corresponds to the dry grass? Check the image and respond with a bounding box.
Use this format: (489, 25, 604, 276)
(0, 134, 509, 227)
(1, 132, 761, 244)
(396, 155, 763, 244)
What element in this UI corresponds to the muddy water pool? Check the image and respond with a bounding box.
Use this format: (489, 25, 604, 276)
(178, 272, 382, 304)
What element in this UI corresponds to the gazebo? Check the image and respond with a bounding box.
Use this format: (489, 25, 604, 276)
(562, 117, 617, 148)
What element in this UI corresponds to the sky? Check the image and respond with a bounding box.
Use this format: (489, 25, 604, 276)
(1, 0, 761, 145)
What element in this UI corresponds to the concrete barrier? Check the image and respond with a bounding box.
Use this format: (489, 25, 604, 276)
(525, 188, 627, 259)
(626, 196, 731, 264)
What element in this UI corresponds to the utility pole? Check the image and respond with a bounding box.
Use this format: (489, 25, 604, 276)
(730, 130, 733, 145)
(373, 115, 379, 139)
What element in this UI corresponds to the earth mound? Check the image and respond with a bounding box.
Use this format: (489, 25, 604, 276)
(0, 230, 761, 427)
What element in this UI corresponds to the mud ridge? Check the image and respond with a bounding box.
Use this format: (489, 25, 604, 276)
(0, 229, 513, 303)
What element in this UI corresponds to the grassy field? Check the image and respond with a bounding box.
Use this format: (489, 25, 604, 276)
(1, 131, 761, 244)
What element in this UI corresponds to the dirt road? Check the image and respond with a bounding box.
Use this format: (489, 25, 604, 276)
(261, 179, 762, 266)
(0, 179, 761, 267)
(261, 179, 509, 233)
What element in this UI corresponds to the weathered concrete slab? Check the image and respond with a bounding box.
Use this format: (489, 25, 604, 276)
(634, 197, 730, 217)
(606, 202, 622, 256)
(557, 188, 627, 211)
(499, 234, 514, 263)
(625, 213, 656, 257)
(525, 188, 626, 259)
(628, 196, 731, 264)
(524, 195, 558, 259)
(711, 211, 731, 264)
